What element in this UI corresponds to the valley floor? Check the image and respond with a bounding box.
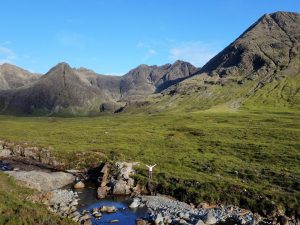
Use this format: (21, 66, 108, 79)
(0, 109, 299, 215)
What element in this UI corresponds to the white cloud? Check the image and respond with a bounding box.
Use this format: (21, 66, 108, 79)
(136, 41, 157, 62)
(169, 41, 217, 67)
(0, 45, 16, 64)
(56, 32, 86, 49)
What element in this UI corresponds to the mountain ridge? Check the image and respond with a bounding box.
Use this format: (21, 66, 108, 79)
(0, 11, 299, 115)
(0, 60, 198, 115)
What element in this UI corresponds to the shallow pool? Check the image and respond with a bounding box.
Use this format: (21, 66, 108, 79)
(74, 184, 149, 225)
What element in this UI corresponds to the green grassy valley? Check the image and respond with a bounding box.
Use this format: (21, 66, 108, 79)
(0, 102, 299, 214)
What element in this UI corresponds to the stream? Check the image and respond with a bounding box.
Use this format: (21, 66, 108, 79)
(73, 183, 149, 225)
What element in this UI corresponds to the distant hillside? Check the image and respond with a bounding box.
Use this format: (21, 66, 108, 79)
(0, 61, 197, 115)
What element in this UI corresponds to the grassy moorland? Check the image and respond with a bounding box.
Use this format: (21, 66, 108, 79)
(0, 108, 299, 215)
(0, 172, 75, 225)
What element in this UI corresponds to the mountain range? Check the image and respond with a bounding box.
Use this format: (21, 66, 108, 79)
(0, 11, 299, 115)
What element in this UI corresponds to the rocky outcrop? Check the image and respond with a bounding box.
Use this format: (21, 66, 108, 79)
(5, 170, 75, 192)
(110, 162, 138, 195)
(0, 140, 64, 170)
(96, 161, 139, 198)
(97, 162, 111, 198)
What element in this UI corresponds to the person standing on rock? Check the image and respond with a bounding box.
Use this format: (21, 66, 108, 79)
(146, 164, 156, 179)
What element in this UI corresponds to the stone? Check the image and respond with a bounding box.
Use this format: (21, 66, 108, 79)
(5, 170, 75, 191)
(83, 219, 92, 225)
(179, 219, 187, 224)
(80, 214, 91, 221)
(99, 162, 111, 187)
(136, 219, 147, 225)
(154, 213, 164, 225)
(99, 206, 117, 213)
(97, 186, 109, 199)
(69, 206, 77, 212)
(70, 200, 78, 206)
(196, 219, 205, 225)
(94, 212, 102, 218)
(23, 147, 39, 160)
(204, 211, 217, 225)
(74, 181, 85, 189)
(129, 198, 140, 208)
(0, 149, 12, 157)
(112, 179, 131, 195)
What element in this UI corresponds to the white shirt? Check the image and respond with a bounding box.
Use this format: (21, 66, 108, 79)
(146, 164, 156, 172)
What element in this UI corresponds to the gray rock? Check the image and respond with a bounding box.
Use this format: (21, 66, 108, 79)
(154, 213, 164, 225)
(0, 149, 12, 157)
(5, 170, 75, 191)
(129, 198, 140, 208)
(204, 211, 217, 225)
(196, 219, 206, 225)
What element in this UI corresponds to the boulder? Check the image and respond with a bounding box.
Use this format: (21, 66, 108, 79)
(112, 179, 131, 195)
(74, 181, 85, 189)
(99, 205, 117, 213)
(83, 219, 92, 225)
(136, 219, 147, 225)
(196, 219, 206, 225)
(129, 198, 141, 208)
(0, 149, 12, 157)
(94, 212, 102, 218)
(97, 186, 110, 199)
(204, 211, 217, 225)
(154, 213, 164, 225)
(5, 170, 75, 191)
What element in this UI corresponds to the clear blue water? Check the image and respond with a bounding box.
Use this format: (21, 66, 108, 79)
(75, 184, 149, 225)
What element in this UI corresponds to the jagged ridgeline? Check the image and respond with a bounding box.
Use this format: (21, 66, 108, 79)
(0, 11, 299, 115)
(0, 61, 198, 115)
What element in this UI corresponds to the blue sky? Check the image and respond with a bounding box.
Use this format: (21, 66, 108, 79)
(0, 0, 299, 75)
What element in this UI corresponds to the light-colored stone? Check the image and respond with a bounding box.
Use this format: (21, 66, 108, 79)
(99, 205, 117, 213)
(74, 181, 85, 189)
(0, 149, 12, 157)
(154, 213, 164, 225)
(129, 198, 140, 208)
(5, 170, 75, 191)
(204, 211, 217, 225)
(196, 219, 206, 225)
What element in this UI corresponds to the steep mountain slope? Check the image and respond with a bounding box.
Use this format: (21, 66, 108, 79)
(0, 63, 40, 90)
(0, 63, 104, 115)
(0, 61, 197, 115)
(137, 11, 300, 113)
(120, 60, 199, 98)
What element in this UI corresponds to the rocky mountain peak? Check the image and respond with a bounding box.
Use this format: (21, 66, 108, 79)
(199, 11, 300, 79)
